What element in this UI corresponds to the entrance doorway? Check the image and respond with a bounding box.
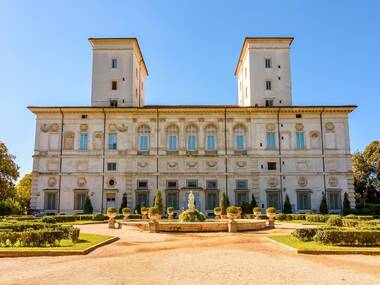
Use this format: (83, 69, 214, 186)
(106, 193, 116, 209)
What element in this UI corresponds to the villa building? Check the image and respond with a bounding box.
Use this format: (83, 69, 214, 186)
(29, 37, 356, 215)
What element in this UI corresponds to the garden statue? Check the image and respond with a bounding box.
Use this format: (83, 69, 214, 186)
(188, 191, 195, 212)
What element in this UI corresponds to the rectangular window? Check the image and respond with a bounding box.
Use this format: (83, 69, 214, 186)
(75, 193, 86, 210)
(206, 193, 218, 210)
(110, 100, 118, 107)
(107, 162, 117, 171)
(186, 180, 198, 188)
(236, 180, 248, 189)
(139, 135, 149, 150)
(206, 180, 217, 189)
(112, 59, 117, 69)
(167, 180, 178, 189)
(46, 193, 57, 210)
(108, 133, 117, 150)
(266, 132, 276, 149)
(79, 133, 88, 150)
(297, 192, 311, 210)
(112, 81, 117, 90)
(296, 132, 305, 149)
(328, 192, 342, 210)
(236, 192, 248, 205)
(206, 135, 216, 150)
(265, 99, 274, 107)
(235, 135, 245, 150)
(266, 80, 272, 90)
(267, 162, 277, 170)
(267, 192, 280, 210)
(166, 192, 178, 210)
(265, 58, 272, 68)
(136, 192, 149, 207)
(168, 135, 177, 150)
(187, 135, 197, 150)
(137, 180, 148, 189)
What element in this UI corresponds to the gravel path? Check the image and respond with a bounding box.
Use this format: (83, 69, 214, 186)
(0, 223, 379, 285)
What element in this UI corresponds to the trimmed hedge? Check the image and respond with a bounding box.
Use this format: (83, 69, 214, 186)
(291, 228, 318, 241)
(0, 229, 65, 247)
(314, 229, 380, 246)
(305, 215, 329, 223)
(276, 214, 306, 221)
(326, 215, 343, 227)
(344, 215, 373, 221)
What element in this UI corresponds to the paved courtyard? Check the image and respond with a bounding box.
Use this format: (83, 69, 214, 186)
(0, 223, 379, 285)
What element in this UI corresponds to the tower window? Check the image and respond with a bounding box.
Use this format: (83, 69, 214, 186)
(266, 81, 272, 90)
(111, 59, 117, 69)
(265, 58, 272, 68)
(265, 99, 274, 107)
(111, 81, 117, 90)
(268, 162, 277, 170)
(110, 100, 118, 107)
(107, 162, 117, 171)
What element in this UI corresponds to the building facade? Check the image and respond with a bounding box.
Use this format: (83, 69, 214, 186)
(29, 37, 356, 215)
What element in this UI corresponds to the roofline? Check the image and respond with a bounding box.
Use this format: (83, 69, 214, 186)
(27, 105, 357, 114)
(88, 37, 148, 76)
(234, 37, 294, 76)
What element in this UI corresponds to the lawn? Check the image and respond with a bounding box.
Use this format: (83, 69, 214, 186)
(268, 235, 380, 251)
(0, 233, 113, 251)
(277, 220, 325, 226)
(58, 220, 107, 225)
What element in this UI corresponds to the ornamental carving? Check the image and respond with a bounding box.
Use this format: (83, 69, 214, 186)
(107, 177, 116, 187)
(108, 124, 117, 132)
(310, 131, 319, 139)
(186, 162, 198, 168)
(47, 177, 57, 187)
(298, 176, 308, 187)
(77, 177, 87, 187)
(267, 177, 278, 188)
(295, 123, 304, 131)
(40, 123, 60, 133)
(206, 161, 217, 168)
(117, 124, 128, 132)
(137, 161, 148, 168)
(50, 123, 60, 132)
(198, 118, 205, 122)
(64, 132, 75, 150)
(328, 176, 338, 187)
(325, 122, 335, 132)
(167, 162, 178, 169)
(236, 161, 247, 168)
(93, 132, 103, 150)
(80, 124, 88, 132)
(266, 123, 275, 131)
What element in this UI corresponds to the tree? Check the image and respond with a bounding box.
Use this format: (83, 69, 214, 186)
(0, 141, 19, 201)
(283, 194, 292, 214)
(250, 193, 258, 209)
(220, 192, 229, 215)
(83, 195, 93, 214)
(15, 173, 32, 210)
(342, 192, 351, 215)
(319, 192, 328, 214)
(153, 189, 163, 213)
(119, 193, 128, 213)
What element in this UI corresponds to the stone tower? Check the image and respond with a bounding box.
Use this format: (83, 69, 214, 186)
(89, 38, 148, 107)
(235, 37, 293, 107)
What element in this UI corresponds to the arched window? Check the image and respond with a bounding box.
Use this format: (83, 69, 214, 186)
(167, 125, 179, 150)
(234, 124, 246, 150)
(138, 125, 150, 151)
(186, 124, 198, 150)
(205, 125, 217, 150)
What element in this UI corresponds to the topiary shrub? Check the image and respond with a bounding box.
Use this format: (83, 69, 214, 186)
(153, 189, 163, 214)
(226, 206, 239, 214)
(83, 195, 93, 214)
(305, 214, 329, 223)
(292, 228, 318, 241)
(122, 208, 131, 214)
(119, 193, 128, 214)
(314, 229, 380, 246)
(276, 213, 287, 221)
(326, 215, 343, 227)
(319, 192, 328, 214)
(283, 194, 292, 214)
(342, 192, 351, 215)
(266, 207, 276, 214)
(220, 192, 230, 215)
(93, 213, 107, 221)
(179, 209, 206, 222)
(42, 216, 57, 224)
(149, 207, 160, 215)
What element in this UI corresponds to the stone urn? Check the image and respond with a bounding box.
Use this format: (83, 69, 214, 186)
(122, 208, 131, 220)
(107, 207, 117, 229)
(214, 207, 222, 219)
(141, 207, 149, 219)
(167, 207, 174, 220)
(226, 206, 240, 221)
(253, 208, 262, 220)
(266, 207, 277, 221)
(148, 207, 161, 221)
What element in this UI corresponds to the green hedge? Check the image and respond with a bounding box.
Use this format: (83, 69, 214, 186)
(276, 214, 306, 221)
(0, 229, 66, 247)
(344, 215, 373, 220)
(314, 229, 380, 246)
(0, 222, 46, 232)
(305, 215, 329, 223)
(291, 228, 318, 241)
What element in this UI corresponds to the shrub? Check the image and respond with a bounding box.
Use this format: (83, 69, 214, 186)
(276, 213, 287, 221)
(250, 193, 258, 208)
(314, 229, 380, 246)
(122, 208, 131, 214)
(0, 198, 21, 215)
(305, 214, 329, 223)
(93, 214, 108, 221)
(42, 216, 57, 224)
(319, 193, 328, 214)
(127, 214, 142, 219)
(141, 207, 149, 213)
(107, 207, 116, 213)
(214, 207, 221, 213)
(0, 229, 66, 247)
(226, 206, 239, 214)
(220, 192, 230, 215)
(253, 207, 261, 213)
(179, 209, 206, 222)
(283, 194, 292, 214)
(342, 192, 351, 215)
(266, 207, 276, 214)
(119, 193, 128, 214)
(167, 207, 174, 214)
(149, 207, 160, 214)
(292, 228, 318, 241)
(153, 189, 163, 214)
(83, 196, 93, 214)
(326, 215, 343, 227)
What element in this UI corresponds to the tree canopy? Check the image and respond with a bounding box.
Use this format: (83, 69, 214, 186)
(15, 173, 32, 209)
(0, 141, 20, 200)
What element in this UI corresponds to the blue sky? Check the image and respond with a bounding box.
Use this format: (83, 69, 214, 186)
(0, 0, 379, 177)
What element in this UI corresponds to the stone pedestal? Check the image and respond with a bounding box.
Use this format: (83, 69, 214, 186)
(228, 220, 237, 233)
(108, 218, 116, 229)
(267, 220, 275, 229)
(149, 221, 160, 233)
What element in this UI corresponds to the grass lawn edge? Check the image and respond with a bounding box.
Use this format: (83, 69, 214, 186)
(267, 235, 380, 255)
(0, 235, 119, 258)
